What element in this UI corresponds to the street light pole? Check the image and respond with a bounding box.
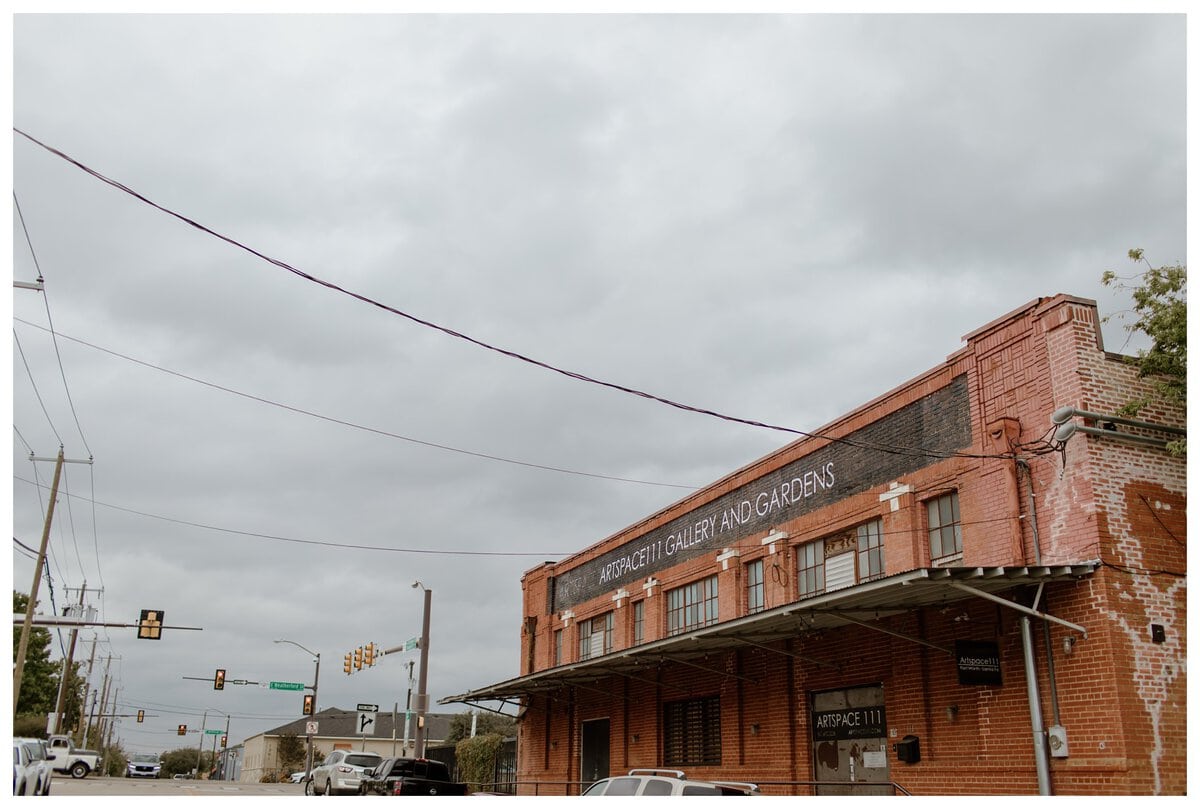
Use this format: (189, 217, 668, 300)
(411, 582, 432, 758)
(275, 639, 320, 781)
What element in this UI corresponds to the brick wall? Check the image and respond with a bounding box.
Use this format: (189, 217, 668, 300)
(504, 295, 1185, 795)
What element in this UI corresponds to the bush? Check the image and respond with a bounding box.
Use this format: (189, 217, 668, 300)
(456, 733, 504, 792)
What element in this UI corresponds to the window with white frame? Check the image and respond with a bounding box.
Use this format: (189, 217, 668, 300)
(927, 491, 963, 565)
(797, 539, 825, 597)
(856, 518, 885, 581)
(746, 559, 765, 614)
(578, 612, 613, 660)
(666, 575, 719, 636)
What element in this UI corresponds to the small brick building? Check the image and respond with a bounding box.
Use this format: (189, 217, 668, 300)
(445, 294, 1186, 796)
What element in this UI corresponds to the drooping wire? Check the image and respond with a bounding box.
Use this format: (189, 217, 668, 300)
(14, 329, 63, 445)
(14, 190, 92, 458)
(14, 128, 1014, 464)
(14, 317, 699, 490)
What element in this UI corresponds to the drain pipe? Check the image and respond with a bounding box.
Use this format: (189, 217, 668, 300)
(1016, 458, 1053, 795)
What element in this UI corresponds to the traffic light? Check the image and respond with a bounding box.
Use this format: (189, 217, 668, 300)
(214, 668, 226, 690)
(303, 694, 315, 716)
(344, 653, 353, 675)
(353, 647, 363, 670)
(137, 710, 145, 723)
(137, 609, 164, 640)
(177, 724, 187, 736)
(221, 735, 227, 748)
(364, 642, 375, 667)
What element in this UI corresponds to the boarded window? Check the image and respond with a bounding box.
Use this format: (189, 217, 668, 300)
(663, 696, 721, 766)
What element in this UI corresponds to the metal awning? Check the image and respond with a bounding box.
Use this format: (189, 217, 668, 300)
(441, 562, 1098, 708)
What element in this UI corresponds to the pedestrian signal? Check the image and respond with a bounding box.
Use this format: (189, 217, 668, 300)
(214, 668, 226, 690)
(303, 694, 315, 716)
(177, 724, 187, 736)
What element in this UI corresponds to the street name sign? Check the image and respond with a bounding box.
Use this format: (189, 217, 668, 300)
(269, 681, 306, 691)
(205, 729, 223, 735)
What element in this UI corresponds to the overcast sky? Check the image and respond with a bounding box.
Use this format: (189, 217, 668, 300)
(9, 11, 1187, 757)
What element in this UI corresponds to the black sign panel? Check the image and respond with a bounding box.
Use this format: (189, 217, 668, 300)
(811, 706, 887, 741)
(956, 640, 1003, 686)
(550, 376, 971, 610)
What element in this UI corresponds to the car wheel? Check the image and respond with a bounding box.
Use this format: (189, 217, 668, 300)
(322, 779, 332, 796)
(304, 778, 315, 796)
(70, 763, 89, 779)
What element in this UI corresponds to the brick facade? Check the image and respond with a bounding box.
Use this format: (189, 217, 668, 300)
(470, 295, 1185, 796)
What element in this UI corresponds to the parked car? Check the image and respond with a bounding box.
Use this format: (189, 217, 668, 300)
(14, 739, 53, 796)
(582, 769, 759, 796)
(289, 771, 308, 784)
(13, 742, 35, 796)
(360, 756, 469, 796)
(305, 750, 382, 796)
(126, 753, 162, 778)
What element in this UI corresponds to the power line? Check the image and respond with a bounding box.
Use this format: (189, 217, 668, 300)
(14, 129, 1012, 464)
(13, 474, 568, 559)
(14, 317, 697, 490)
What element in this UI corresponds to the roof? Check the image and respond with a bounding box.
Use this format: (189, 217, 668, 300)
(258, 707, 456, 743)
(443, 563, 1098, 706)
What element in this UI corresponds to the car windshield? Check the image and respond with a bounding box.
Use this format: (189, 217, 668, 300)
(132, 754, 159, 763)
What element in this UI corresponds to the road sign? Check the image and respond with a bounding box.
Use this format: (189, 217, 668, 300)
(356, 703, 379, 712)
(357, 711, 377, 736)
(269, 681, 305, 691)
(305, 721, 319, 735)
(205, 729, 223, 735)
(405, 637, 418, 651)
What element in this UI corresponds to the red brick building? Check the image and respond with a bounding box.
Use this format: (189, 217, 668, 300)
(446, 294, 1186, 796)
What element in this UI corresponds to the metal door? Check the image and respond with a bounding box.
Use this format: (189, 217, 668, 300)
(811, 685, 891, 796)
(580, 718, 610, 791)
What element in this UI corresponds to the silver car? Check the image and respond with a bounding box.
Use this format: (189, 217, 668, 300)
(305, 750, 382, 796)
(582, 769, 759, 796)
(14, 739, 53, 796)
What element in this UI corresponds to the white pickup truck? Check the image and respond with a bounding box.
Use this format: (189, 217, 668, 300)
(46, 734, 102, 778)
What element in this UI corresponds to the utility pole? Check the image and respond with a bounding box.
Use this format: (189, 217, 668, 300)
(412, 582, 432, 758)
(95, 656, 112, 750)
(76, 636, 98, 746)
(196, 710, 208, 777)
(13, 449, 93, 715)
(53, 582, 100, 734)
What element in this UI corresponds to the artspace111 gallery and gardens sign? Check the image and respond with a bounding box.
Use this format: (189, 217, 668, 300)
(549, 376, 971, 611)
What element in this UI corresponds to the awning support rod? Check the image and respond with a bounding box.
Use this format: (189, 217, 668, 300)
(945, 581, 1088, 637)
(834, 614, 954, 655)
(732, 637, 841, 671)
(658, 654, 758, 684)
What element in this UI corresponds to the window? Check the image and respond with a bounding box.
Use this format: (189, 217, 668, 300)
(746, 559, 765, 614)
(632, 600, 644, 645)
(797, 539, 825, 597)
(928, 491, 963, 565)
(663, 696, 721, 765)
(857, 518, 885, 581)
(578, 612, 613, 660)
(666, 575, 719, 636)
(553, 628, 563, 666)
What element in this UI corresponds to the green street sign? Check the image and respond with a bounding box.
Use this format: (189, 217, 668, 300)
(205, 729, 223, 735)
(269, 681, 305, 691)
(405, 638, 418, 651)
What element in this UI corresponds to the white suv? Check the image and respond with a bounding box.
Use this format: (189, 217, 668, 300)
(582, 769, 759, 796)
(306, 750, 382, 796)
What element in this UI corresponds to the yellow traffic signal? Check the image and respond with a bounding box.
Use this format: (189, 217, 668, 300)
(303, 694, 315, 716)
(343, 653, 353, 674)
(353, 647, 363, 670)
(214, 668, 226, 690)
(364, 643, 375, 667)
(177, 724, 187, 736)
(137, 609, 164, 640)
(137, 710, 145, 723)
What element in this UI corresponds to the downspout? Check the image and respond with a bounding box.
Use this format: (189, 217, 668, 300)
(1016, 458, 1054, 795)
